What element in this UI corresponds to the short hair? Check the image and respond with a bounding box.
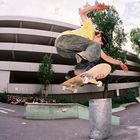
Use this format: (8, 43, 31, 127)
(95, 31, 107, 46)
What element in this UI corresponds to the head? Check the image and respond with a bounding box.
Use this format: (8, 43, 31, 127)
(93, 31, 107, 47)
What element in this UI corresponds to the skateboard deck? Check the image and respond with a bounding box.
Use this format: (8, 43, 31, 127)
(62, 63, 111, 93)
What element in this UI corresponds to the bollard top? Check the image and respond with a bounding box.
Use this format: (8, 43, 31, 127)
(89, 98, 112, 103)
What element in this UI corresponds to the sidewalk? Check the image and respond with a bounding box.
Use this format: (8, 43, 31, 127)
(0, 102, 140, 140)
(110, 103, 140, 140)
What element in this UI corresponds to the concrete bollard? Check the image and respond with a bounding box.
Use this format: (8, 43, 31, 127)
(89, 98, 112, 140)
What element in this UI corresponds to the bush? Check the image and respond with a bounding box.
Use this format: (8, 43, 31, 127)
(120, 89, 137, 103)
(46, 95, 89, 106)
(0, 92, 8, 103)
(112, 102, 120, 108)
(112, 89, 137, 108)
(55, 95, 72, 103)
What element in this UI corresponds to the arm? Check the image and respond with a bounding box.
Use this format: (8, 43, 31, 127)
(79, 3, 108, 22)
(101, 50, 128, 72)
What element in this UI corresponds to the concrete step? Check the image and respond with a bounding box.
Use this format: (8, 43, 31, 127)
(25, 103, 120, 125)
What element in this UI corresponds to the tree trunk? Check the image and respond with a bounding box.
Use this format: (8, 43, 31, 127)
(42, 86, 48, 97)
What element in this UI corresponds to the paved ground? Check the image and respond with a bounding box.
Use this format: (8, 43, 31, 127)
(1, 102, 140, 140)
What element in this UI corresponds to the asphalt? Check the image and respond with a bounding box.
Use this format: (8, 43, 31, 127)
(1, 102, 140, 140)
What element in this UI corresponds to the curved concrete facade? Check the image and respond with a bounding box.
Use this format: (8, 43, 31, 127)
(0, 16, 140, 97)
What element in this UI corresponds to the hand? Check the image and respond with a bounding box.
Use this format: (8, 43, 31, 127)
(119, 62, 128, 72)
(95, 3, 109, 10)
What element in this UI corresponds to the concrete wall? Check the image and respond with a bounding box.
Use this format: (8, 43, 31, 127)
(7, 82, 140, 94)
(8, 83, 42, 94)
(0, 71, 10, 92)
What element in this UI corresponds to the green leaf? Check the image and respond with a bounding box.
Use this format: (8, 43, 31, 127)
(130, 28, 140, 53)
(88, 5, 127, 71)
(38, 54, 53, 89)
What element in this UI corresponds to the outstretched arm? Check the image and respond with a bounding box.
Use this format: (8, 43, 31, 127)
(101, 50, 128, 72)
(79, 3, 108, 22)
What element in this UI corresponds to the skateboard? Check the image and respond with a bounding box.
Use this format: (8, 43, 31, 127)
(62, 63, 111, 93)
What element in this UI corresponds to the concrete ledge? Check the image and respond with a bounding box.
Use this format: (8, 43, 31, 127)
(136, 97, 140, 103)
(25, 103, 120, 125)
(112, 102, 138, 113)
(25, 103, 79, 119)
(112, 106, 126, 113)
(121, 102, 137, 108)
(112, 115, 120, 125)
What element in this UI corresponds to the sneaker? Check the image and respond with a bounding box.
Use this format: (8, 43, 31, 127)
(65, 70, 76, 80)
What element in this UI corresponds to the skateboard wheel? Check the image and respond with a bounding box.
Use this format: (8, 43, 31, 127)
(62, 86, 66, 91)
(73, 89, 78, 93)
(82, 76, 90, 84)
(97, 81, 102, 87)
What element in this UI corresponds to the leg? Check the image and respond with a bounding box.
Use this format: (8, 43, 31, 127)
(74, 42, 102, 75)
(76, 41, 101, 63)
(74, 60, 96, 75)
(55, 35, 94, 78)
(55, 35, 101, 61)
(55, 34, 91, 59)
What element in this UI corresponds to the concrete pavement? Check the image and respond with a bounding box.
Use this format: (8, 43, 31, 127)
(1, 102, 140, 140)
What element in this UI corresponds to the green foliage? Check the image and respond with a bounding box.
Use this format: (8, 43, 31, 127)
(130, 28, 140, 53)
(120, 89, 137, 103)
(112, 102, 120, 108)
(46, 95, 89, 106)
(88, 5, 127, 71)
(38, 54, 53, 90)
(0, 92, 8, 103)
(57, 96, 72, 103)
(112, 89, 137, 107)
(87, 5, 127, 98)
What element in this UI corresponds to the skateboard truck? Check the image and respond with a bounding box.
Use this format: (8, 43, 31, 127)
(62, 85, 78, 93)
(81, 75, 103, 87)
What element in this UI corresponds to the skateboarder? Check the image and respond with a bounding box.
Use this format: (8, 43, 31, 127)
(55, 3, 128, 79)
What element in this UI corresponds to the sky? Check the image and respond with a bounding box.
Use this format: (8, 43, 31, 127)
(0, 0, 140, 53)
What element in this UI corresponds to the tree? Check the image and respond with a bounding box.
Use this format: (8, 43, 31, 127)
(38, 54, 53, 95)
(88, 5, 127, 97)
(130, 28, 140, 54)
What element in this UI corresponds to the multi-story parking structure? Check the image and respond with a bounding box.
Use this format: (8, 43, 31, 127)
(0, 16, 140, 99)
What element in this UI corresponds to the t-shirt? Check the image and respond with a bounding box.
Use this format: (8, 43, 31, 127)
(60, 18, 96, 40)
